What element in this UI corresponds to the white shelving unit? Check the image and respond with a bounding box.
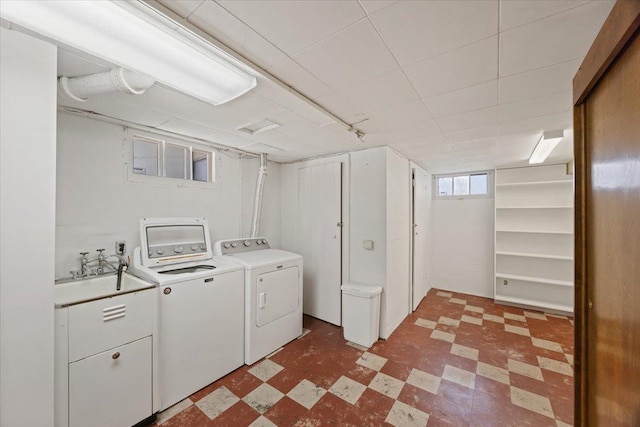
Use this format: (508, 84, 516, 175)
(494, 164, 574, 314)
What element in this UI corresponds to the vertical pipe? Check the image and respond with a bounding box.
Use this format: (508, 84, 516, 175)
(250, 153, 267, 238)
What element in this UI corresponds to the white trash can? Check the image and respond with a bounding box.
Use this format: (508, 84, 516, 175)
(341, 283, 383, 348)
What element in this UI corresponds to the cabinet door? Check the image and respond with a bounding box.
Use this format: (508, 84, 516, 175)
(69, 337, 152, 427)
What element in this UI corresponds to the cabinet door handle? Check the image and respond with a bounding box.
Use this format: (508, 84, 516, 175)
(112, 352, 120, 360)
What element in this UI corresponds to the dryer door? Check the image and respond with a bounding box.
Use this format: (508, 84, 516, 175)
(256, 266, 299, 327)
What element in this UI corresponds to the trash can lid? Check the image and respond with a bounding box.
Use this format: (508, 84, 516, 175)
(341, 283, 382, 298)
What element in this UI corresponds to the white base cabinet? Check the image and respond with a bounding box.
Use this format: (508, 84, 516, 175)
(55, 288, 155, 427)
(69, 337, 152, 427)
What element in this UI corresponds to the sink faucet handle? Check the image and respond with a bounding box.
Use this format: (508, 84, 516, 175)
(80, 251, 89, 257)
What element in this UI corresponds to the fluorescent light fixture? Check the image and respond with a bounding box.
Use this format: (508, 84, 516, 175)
(238, 120, 281, 135)
(529, 130, 564, 164)
(0, 1, 257, 105)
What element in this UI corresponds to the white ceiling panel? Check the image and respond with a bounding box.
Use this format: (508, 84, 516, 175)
(364, 119, 442, 145)
(180, 101, 251, 131)
(313, 92, 364, 124)
(57, 50, 110, 77)
(498, 91, 572, 123)
(405, 36, 498, 98)
(365, 99, 432, 130)
(498, 58, 582, 104)
(359, 0, 397, 16)
(111, 86, 199, 117)
(267, 58, 332, 100)
(188, 1, 288, 68)
(424, 80, 498, 118)
(499, 1, 613, 76)
(217, 0, 365, 55)
(498, 111, 573, 142)
(500, 1, 590, 32)
(436, 107, 498, 133)
(370, 0, 498, 66)
(337, 68, 419, 114)
(214, 89, 284, 122)
(451, 137, 497, 153)
(157, 0, 205, 19)
(293, 19, 398, 90)
(390, 133, 449, 149)
(396, 143, 454, 158)
(446, 124, 499, 143)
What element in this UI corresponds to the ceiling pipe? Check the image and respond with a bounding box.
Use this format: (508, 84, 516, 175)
(250, 153, 268, 238)
(58, 67, 156, 102)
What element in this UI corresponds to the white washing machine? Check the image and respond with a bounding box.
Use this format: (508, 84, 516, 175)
(129, 218, 245, 411)
(214, 238, 303, 365)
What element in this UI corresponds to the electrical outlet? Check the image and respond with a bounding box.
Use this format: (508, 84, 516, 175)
(116, 241, 126, 255)
(503, 279, 508, 286)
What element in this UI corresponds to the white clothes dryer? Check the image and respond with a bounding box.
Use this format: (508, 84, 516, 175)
(214, 238, 303, 365)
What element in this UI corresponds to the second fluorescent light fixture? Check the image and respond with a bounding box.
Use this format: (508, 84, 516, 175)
(529, 130, 564, 164)
(0, 1, 257, 106)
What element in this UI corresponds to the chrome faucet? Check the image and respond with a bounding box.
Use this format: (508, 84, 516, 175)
(75, 250, 129, 290)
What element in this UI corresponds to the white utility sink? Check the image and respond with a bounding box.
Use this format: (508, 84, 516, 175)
(54, 273, 155, 307)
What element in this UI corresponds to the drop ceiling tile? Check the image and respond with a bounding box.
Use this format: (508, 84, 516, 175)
(95, 99, 171, 127)
(446, 124, 499, 143)
(313, 92, 364, 124)
(451, 138, 497, 152)
(500, 0, 591, 32)
(437, 107, 498, 133)
(424, 80, 497, 118)
(499, 1, 614, 76)
(370, 0, 498, 66)
(456, 148, 498, 163)
(397, 143, 454, 158)
(390, 133, 449, 149)
(157, 118, 222, 141)
(215, 89, 284, 122)
(497, 110, 573, 142)
(217, 0, 365, 55)
(157, 0, 205, 18)
(461, 161, 497, 171)
(188, 1, 287, 69)
(498, 58, 582, 104)
(58, 92, 111, 112)
(359, 0, 397, 15)
(267, 58, 332, 100)
(239, 142, 284, 154)
(498, 91, 572, 123)
(364, 119, 442, 145)
(293, 19, 398, 90)
(114, 86, 200, 117)
(366, 99, 433, 129)
(180, 101, 251, 131)
(405, 36, 498, 98)
(337, 68, 419, 114)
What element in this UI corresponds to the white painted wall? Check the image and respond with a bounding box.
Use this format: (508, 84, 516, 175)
(55, 113, 281, 278)
(0, 28, 57, 427)
(431, 194, 494, 298)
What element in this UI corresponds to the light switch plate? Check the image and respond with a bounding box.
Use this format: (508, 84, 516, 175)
(363, 240, 374, 250)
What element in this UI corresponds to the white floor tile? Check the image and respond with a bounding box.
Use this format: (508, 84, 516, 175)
(476, 361, 510, 385)
(449, 297, 467, 305)
(507, 359, 544, 381)
(430, 329, 456, 343)
(242, 383, 284, 414)
(385, 400, 429, 427)
(356, 352, 388, 371)
(524, 311, 547, 320)
(504, 312, 527, 322)
(464, 304, 484, 313)
(436, 291, 453, 298)
(368, 372, 405, 399)
(249, 359, 284, 382)
(442, 364, 476, 389)
(196, 386, 239, 420)
(450, 343, 479, 361)
(249, 416, 278, 427)
(287, 379, 326, 409)
(329, 376, 366, 405)
(483, 313, 505, 324)
(510, 386, 554, 418)
(406, 368, 440, 395)
(537, 356, 573, 376)
(415, 318, 437, 329)
(346, 341, 369, 351)
(505, 324, 531, 337)
(461, 314, 483, 326)
(531, 337, 563, 353)
(438, 316, 461, 327)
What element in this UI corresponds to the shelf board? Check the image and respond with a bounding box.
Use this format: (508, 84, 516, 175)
(496, 273, 574, 287)
(493, 295, 574, 315)
(496, 251, 574, 261)
(496, 229, 574, 235)
(496, 180, 572, 187)
(495, 206, 573, 210)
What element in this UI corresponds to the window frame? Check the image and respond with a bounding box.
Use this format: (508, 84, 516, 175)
(433, 170, 493, 200)
(125, 129, 220, 190)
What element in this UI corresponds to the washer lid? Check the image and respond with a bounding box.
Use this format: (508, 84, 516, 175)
(227, 249, 302, 269)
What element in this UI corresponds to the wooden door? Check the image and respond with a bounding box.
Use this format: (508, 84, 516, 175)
(573, 1, 640, 425)
(298, 163, 342, 325)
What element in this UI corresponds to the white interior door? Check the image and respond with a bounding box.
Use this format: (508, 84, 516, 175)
(298, 163, 342, 325)
(412, 166, 429, 311)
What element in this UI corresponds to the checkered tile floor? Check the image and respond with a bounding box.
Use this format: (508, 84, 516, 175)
(153, 289, 574, 426)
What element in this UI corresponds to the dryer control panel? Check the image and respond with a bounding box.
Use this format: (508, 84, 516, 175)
(214, 238, 270, 255)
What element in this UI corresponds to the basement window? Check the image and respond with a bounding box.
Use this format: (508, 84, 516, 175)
(130, 132, 216, 186)
(434, 171, 491, 199)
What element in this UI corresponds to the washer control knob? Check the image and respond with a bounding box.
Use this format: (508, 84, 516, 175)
(223, 242, 231, 249)
(256, 240, 262, 245)
(200, 244, 206, 250)
(191, 245, 198, 251)
(231, 242, 237, 248)
(174, 246, 183, 254)
(157, 249, 164, 255)
(243, 240, 251, 247)
(262, 239, 268, 245)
